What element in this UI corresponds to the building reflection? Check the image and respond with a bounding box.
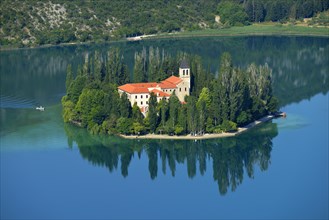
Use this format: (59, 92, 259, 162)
(64, 122, 278, 195)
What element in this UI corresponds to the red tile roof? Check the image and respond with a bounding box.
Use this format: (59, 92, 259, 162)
(150, 89, 170, 97)
(118, 76, 181, 94)
(118, 82, 157, 94)
(164, 76, 182, 85)
(157, 81, 177, 89)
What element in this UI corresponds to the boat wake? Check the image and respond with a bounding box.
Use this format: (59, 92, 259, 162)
(0, 95, 38, 109)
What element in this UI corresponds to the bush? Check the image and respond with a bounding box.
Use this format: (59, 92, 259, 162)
(61, 95, 76, 123)
(116, 117, 133, 135)
(221, 120, 237, 132)
(174, 125, 184, 135)
(237, 111, 252, 126)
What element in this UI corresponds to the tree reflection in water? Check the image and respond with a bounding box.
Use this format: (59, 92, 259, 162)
(64, 122, 278, 195)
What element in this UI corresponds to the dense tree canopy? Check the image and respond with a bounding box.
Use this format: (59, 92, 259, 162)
(62, 47, 279, 136)
(1, 0, 328, 47)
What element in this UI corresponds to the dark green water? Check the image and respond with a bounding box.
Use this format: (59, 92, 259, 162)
(1, 36, 328, 219)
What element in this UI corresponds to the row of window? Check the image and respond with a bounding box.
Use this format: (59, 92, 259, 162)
(140, 101, 149, 105)
(163, 87, 188, 93)
(182, 69, 189, 76)
(135, 94, 149, 99)
(133, 87, 188, 105)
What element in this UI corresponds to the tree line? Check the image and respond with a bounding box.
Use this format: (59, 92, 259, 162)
(1, 0, 328, 47)
(218, 0, 329, 26)
(62, 47, 278, 136)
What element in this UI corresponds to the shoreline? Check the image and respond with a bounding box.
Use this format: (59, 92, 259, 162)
(1, 25, 328, 51)
(119, 115, 276, 140)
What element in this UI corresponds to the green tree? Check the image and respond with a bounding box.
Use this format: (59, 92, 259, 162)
(168, 91, 180, 129)
(68, 75, 87, 104)
(94, 51, 102, 81)
(267, 96, 279, 113)
(197, 87, 211, 133)
(177, 104, 187, 135)
(83, 54, 90, 76)
(218, 1, 248, 26)
(186, 96, 198, 134)
(132, 122, 146, 135)
(133, 51, 144, 83)
(61, 95, 75, 123)
(245, 0, 265, 22)
(157, 99, 168, 133)
(132, 102, 144, 123)
(218, 52, 233, 122)
(147, 92, 158, 133)
(148, 46, 161, 82)
(116, 117, 133, 135)
(65, 64, 74, 92)
(221, 120, 237, 132)
(119, 93, 132, 118)
(75, 89, 106, 128)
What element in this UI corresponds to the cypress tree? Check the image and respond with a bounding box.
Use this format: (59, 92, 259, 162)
(65, 64, 73, 92)
(132, 102, 143, 123)
(119, 93, 132, 118)
(168, 91, 180, 129)
(94, 51, 102, 81)
(157, 99, 168, 132)
(186, 96, 198, 134)
(197, 88, 211, 133)
(147, 92, 158, 133)
(218, 52, 233, 122)
(133, 52, 144, 82)
(178, 104, 187, 134)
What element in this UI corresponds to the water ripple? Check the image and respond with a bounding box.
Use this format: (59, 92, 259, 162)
(0, 95, 38, 109)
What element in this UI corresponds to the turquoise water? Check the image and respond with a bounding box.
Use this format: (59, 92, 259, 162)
(1, 36, 328, 219)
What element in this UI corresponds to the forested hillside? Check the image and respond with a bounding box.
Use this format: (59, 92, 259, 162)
(1, 0, 328, 48)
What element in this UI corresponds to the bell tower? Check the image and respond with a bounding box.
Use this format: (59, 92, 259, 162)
(179, 59, 190, 90)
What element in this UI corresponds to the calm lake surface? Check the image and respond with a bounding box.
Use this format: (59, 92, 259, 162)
(1, 36, 328, 219)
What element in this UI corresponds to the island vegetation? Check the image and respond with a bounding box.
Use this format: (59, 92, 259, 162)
(1, 0, 328, 48)
(61, 48, 279, 137)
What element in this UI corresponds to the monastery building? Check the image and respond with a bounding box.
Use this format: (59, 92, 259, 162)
(118, 60, 190, 115)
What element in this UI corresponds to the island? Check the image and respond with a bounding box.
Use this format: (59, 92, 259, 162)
(61, 48, 280, 139)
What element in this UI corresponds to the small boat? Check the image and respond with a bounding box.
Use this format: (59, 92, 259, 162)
(273, 111, 286, 118)
(36, 106, 45, 111)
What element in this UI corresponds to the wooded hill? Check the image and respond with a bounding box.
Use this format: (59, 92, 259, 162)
(1, 0, 328, 47)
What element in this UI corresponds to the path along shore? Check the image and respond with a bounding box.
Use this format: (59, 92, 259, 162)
(120, 115, 276, 140)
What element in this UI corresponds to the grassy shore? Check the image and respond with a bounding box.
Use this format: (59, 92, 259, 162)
(1, 24, 327, 51)
(145, 24, 329, 40)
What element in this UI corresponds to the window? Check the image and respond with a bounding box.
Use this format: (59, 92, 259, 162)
(141, 101, 143, 105)
(146, 95, 148, 98)
(179, 88, 181, 92)
(183, 69, 185, 75)
(146, 101, 148, 104)
(185, 87, 187, 91)
(169, 89, 171, 92)
(135, 95, 137, 99)
(186, 69, 189, 75)
(141, 95, 143, 98)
